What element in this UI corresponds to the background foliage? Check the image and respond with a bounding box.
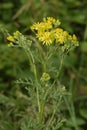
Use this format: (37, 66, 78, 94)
(0, 0, 87, 130)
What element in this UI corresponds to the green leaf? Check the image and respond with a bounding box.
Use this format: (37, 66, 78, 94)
(66, 117, 85, 127)
(79, 108, 87, 119)
(0, 121, 13, 130)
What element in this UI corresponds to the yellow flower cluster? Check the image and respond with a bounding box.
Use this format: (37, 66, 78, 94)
(31, 17, 79, 47)
(31, 17, 61, 32)
(7, 31, 32, 47)
(7, 31, 20, 46)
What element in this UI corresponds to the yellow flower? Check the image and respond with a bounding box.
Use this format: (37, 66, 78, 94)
(40, 73, 50, 82)
(36, 31, 54, 45)
(43, 22, 52, 30)
(68, 34, 79, 46)
(7, 35, 14, 42)
(54, 28, 69, 44)
(31, 22, 42, 31)
(8, 42, 13, 47)
(56, 35, 65, 44)
(72, 34, 79, 46)
(43, 17, 61, 26)
(13, 31, 20, 38)
(31, 21, 52, 32)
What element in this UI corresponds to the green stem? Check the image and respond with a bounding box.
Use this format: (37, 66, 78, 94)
(46, 109, 56, 130)
(25, 47, 41, 114)
(45, 55, 64, 130)
(56, 54, 64, 79)
(30, 49, 40, 113)
(46, 96, 62, 130)
(51, 54, 64, 88)
(39, 83, 55, 127)
(40, 98, 45, 124)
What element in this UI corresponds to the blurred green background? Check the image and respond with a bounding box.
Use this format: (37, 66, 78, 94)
(0, 0, 87, 130)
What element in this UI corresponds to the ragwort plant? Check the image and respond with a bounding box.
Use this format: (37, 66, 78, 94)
(7, 17, 79, 130)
